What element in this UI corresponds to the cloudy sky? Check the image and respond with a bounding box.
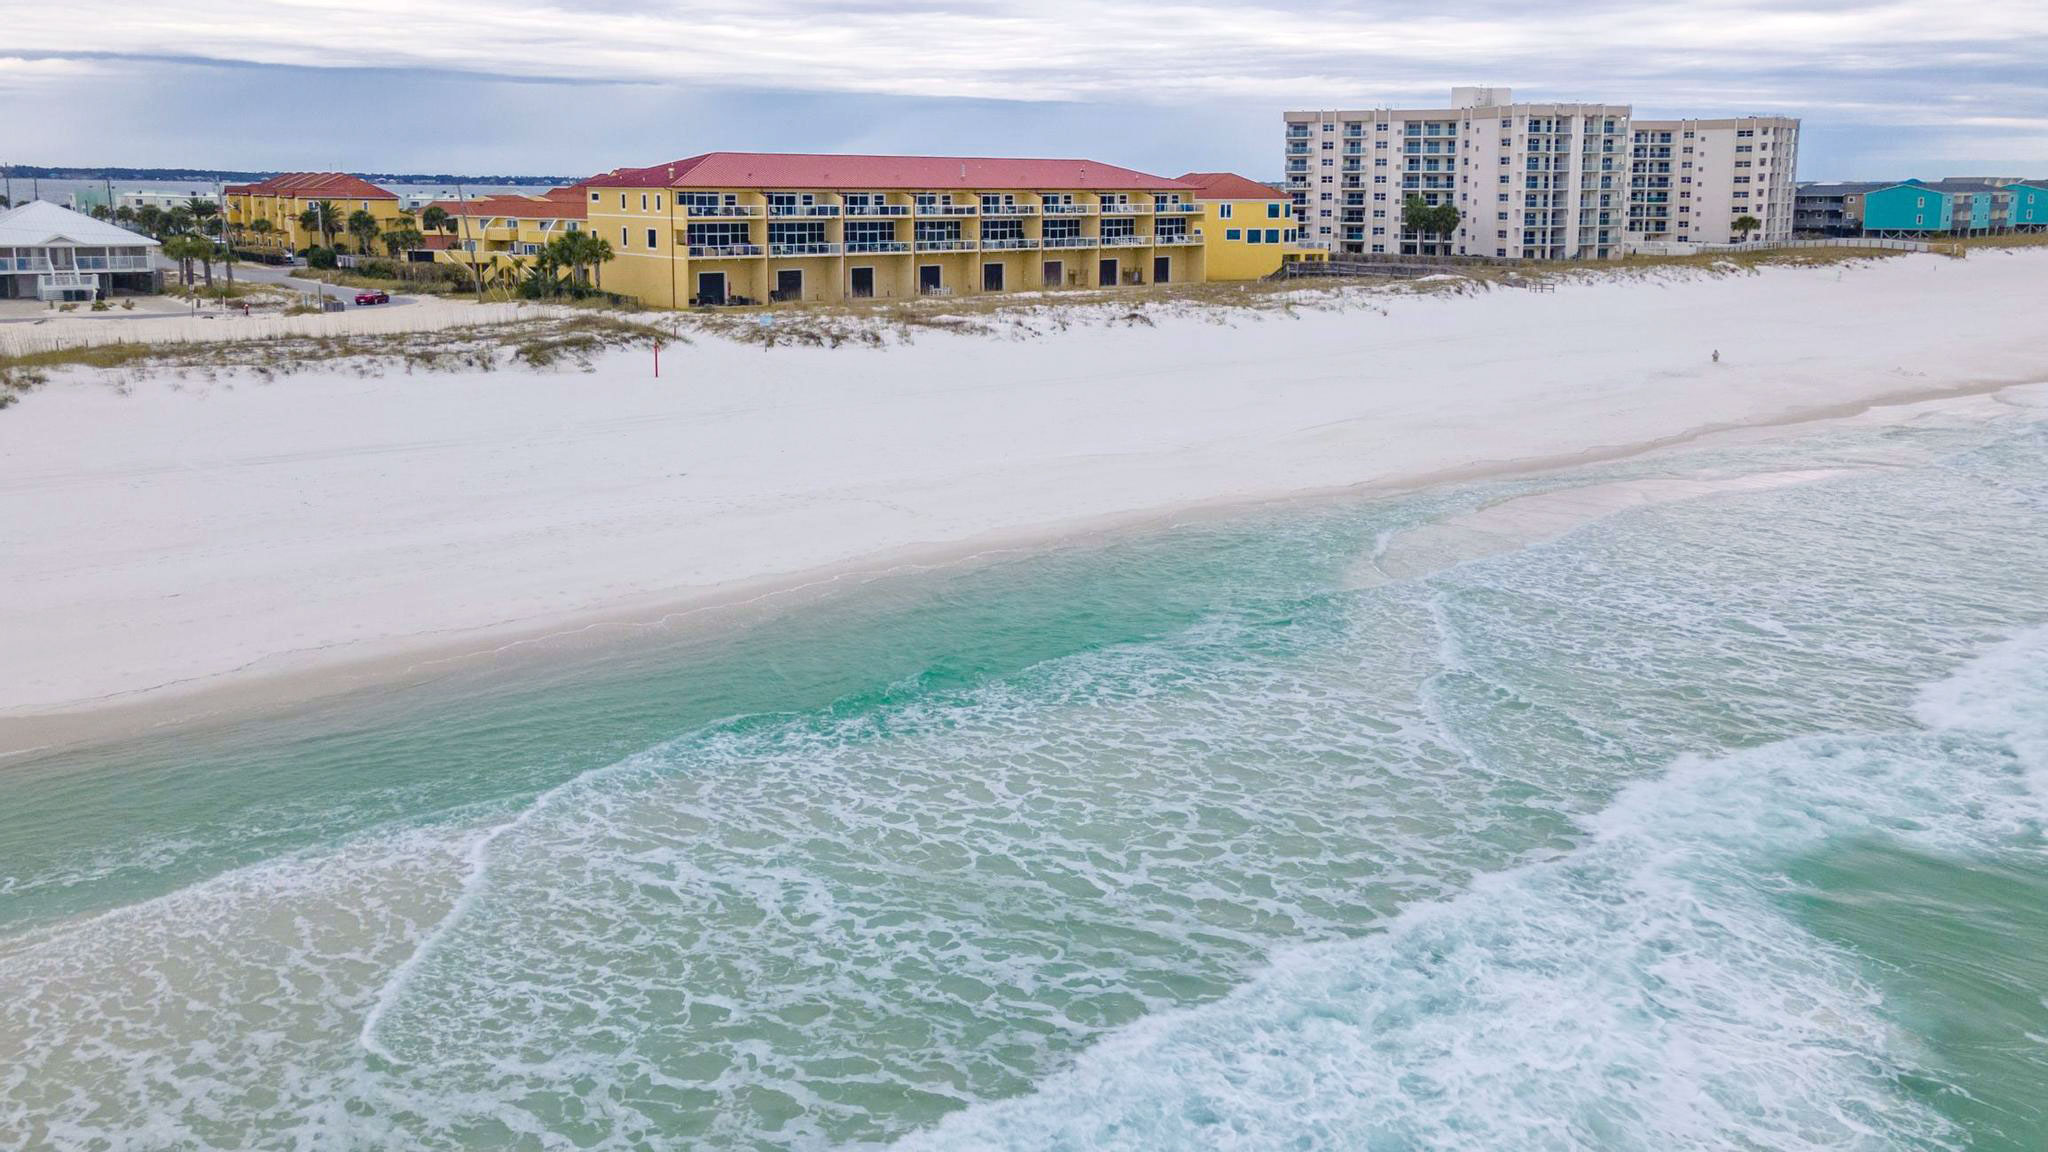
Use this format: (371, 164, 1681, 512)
(4, 0, 2045, 181)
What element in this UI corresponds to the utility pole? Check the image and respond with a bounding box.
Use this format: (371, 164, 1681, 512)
(456, 182, 482, 302)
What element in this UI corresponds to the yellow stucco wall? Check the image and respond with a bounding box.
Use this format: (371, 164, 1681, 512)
(581, 185, 1209, 309)
(1198, 198, 1316, 280)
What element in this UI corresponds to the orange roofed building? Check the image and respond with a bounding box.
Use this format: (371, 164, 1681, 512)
(418, 186, 588, 288)
(580, 151, 1206, 307)
(1175, 172, 1321, 280)
(224, 172, 404, 254)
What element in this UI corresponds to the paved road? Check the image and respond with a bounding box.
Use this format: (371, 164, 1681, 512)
(214, 261, 420, 310)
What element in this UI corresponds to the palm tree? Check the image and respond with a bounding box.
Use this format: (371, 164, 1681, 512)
(162, 234, 207, 290)
(249, 217, 275, 248)
(298, 200, 340, 249)
(167, 205, 195, 236)
(1731, 214, 1761, 243)
(113, 205, 137, 228)
(90, 204, 113, 221)
(346, 209, 381, 255)
(383, 226, 426, 259)
(419, 204, 450, 238)
(135, 205, 166, 238)
(186, 197, 221, 231)
(585, 234, 614, 292)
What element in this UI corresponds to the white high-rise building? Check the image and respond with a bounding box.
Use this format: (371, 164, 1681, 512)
(1285, 88, 1632, 260)
(1285, 90, 1800, 258)
(1627, 117, 1800, 244)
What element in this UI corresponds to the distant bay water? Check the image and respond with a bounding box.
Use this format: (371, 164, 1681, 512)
(3, 404, 2044, 1150)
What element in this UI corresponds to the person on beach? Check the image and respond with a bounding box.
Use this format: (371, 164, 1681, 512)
(1713, 349, 1721, 364)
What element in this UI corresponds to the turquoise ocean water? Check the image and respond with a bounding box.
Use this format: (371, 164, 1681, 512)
(3, 407, 2046, 1150)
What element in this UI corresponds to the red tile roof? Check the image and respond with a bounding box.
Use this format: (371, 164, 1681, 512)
(424, 191, 587, 221)
(584, 152, 1190, 192)
(1175, 172, 1287, 201)
(222, 172, 398, 200)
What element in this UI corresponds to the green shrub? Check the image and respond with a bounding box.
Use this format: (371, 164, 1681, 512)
(305, 246, 338, 270)
(91, 298, 111, 311)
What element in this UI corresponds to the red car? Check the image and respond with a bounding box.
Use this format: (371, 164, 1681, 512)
(354, 290, 390, 305)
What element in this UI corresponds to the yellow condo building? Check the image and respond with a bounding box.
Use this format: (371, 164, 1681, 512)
(422, 188, 588, 287)
(223, 172, 405, 254)
(1176, 172, 1323, 280)
(582, 152, 1207, 307)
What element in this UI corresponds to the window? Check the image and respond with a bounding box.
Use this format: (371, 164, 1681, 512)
(1226, 228, 1240, 240)
(1265, 229, 1280, 243)
(647, 228, 658, 248)
(1219, 203, 1233, 219)
(619, 194, 626, 208)
(1247, 231, 1263, 244)
(1285, 229, 1297, 241)
(590, 192, 600, 203)
(620, 227, 628, 245)
(640, 194, 648, 210)
(1267, 203, 1282, 218)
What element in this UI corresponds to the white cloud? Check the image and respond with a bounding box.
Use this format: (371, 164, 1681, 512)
(9, 0, 2045, 110)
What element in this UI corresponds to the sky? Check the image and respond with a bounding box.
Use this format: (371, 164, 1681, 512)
(3, 0, 2046, 182)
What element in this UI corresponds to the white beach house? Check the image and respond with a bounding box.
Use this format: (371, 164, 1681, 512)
(0, 200, 160, 302)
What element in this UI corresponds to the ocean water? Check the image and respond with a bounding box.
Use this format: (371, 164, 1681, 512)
(4, 406, 2046, 1151)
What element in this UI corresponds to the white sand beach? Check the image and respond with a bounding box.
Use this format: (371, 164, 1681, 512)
(5, 249, 2047, 738)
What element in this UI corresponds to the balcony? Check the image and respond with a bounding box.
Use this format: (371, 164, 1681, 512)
(1041, 234, 1095, 249)
(918, 204, 977, 216)
(844, 203, 910, 217)
(914, 237, 975, 251)
(844, 240, 911, 254)
(1153, 202, 1200, 214)
(1153, 233, 1202, 246)
(688, 243, 763, 258)
(980, 236, 1037, 250)
(768, 241, 841, 256)
(684, 204, 760, 217)
(769, 205, 841, 217)
(1098, 202, 1147, 215)
(1096, 232, 1145, 247)
(1041, 203, 1094, 215)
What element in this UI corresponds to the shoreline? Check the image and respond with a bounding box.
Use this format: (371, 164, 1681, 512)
(7, 371, 2041, 760)
(7, 249, 2048, 756)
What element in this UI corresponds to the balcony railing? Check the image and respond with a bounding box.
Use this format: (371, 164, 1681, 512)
(1153, 233, 1202, 246)
(1097, 232, 1145, 246)
(1040, 203, 1094, 215)
(1041, 234, 1094, 249)
(769, 205, 841, 217)
(914, 238, 975, 251)
(40, 271, 97, 288)
(1098, 203, 1146, 215)
(769, 241, 841, 256)
(683, 205, 760, 217)
(980, 237, 1037, 250)
(844, 204, 910, 217)
(688, 243, 763, 257)
(1153, 202, 1200, 214)
(980, 204, 1037, 216)
(844, 240, 911, 253)
(6, 253, 155, 272)
(917, 204, 977, 216)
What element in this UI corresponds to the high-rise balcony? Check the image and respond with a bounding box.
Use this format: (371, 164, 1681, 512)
(769, 204, 841, 217)
(843, 203, 909, 217)
(917, 203, 978, 216)
(980, 203, 1037, 216)
(980, 236, 1038, 250)
(1096, 232, 1146, 247)
(683, 204, 760, 217)
(843, 239, 910, 253)
(768, 241, 840, 256)
(1041, 202, 1094, 215)
(1099, 202, 1147, 215)
(914, 237, 975, 251)
(1041, 234, 1095, 249)
(688, 243, 763, 257)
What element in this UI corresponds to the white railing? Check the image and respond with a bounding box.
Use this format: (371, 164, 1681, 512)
(683, 205, 760, 217)
(1153, 202, 1199, 214)
(1041, 203, 1093, 215)
(1098, 203, 1146, 214)
(844, 204, 910, 217)
(844, 240, 910, 253)
(1153, 233, 1202, 246)
(1098, 233, 1146, 247)
(918, 204, 978, 216)
(768, 241, 840, 256)
(1041, 235, 1094, 249)
(40, 271, 96, 289)
(769, 205, 842, 217)
(914, 238, 974, 251)
(980, 203, 1037, 216)
(689, 243, 763, 257)
(980, 237, 1037, 250)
